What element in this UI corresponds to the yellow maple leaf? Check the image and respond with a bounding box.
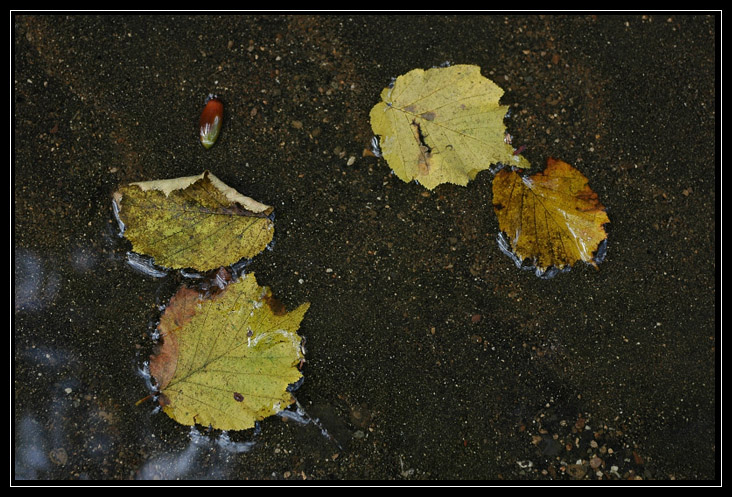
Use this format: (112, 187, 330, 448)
(370, 64, 529, 190)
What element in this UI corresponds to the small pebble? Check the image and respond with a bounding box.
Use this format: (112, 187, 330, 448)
(49, 447, 68, 466)
(567, 463, 586, 479)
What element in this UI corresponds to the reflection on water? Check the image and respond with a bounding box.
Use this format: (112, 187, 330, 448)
(136, 426, 258, 480)
(124, 252, 168, 279)
(14, 417, 51, 480)
(16, 410, 263, 480)
(15, 381, 264, 480)
(14, 249, 60, 312)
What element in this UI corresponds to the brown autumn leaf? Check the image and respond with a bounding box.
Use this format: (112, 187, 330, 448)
(492, 158, 609, 278)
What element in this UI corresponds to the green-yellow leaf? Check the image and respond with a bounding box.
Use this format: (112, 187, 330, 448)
(113, 171, 274, 271)
(149, 272, 309, 431)
(370, 64, 530, 190)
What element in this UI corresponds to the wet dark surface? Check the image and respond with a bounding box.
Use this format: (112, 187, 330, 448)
(13, 14, 717, 481)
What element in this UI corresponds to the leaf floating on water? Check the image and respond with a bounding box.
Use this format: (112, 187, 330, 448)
(113, 171, 274, 272)
(149, 271, 309, 431)
(369, 64, 530, 190)
(492, 158, 610, 278)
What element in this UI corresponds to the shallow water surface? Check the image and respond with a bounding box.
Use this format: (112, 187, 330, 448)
(14, 14, 717, 481)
